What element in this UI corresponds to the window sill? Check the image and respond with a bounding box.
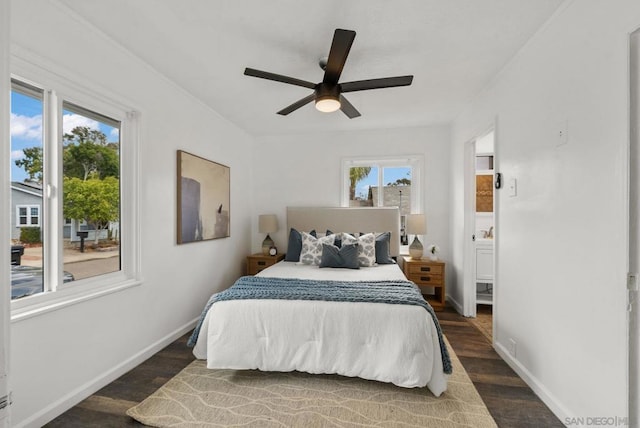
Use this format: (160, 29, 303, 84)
(11, 276, 142, 323)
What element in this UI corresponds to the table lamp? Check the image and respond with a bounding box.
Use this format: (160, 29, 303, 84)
(406, 214, 426, 259)
(259, 214, 278, 255)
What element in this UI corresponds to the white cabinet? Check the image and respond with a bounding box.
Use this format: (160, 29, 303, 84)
(475, 240, 494, 305)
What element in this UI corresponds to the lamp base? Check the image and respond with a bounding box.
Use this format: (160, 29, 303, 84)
(409, 236, 423, 259)
(262, 234, 274, 255)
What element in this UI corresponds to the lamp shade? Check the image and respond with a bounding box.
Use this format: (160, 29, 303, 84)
(258, 214, 278, 234)
(406, 214, 426, 235)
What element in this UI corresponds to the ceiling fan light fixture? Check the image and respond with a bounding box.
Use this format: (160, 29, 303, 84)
(315, 97, 341, 113)
(244, 29, 413, 119)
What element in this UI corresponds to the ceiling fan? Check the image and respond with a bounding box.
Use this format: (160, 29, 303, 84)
(244, 29, 413, 119)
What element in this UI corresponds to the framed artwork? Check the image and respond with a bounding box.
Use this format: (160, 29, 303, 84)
(177, 150, 230, 244)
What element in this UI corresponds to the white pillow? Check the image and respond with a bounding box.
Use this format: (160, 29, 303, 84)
(341, 232, 376, 267)
(299, 232, 337, 265)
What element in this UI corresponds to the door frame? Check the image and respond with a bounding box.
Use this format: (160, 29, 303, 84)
(628, 27, 639, 428)
(0, 0, 11, 425)
(463, 124, 497, 324)
(462, 138, 477, 317)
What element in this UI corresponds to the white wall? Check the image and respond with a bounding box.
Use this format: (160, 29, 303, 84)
(251, 126, 451, 262)
(451, 0, 638, 420)
(9, 1, 254, 426)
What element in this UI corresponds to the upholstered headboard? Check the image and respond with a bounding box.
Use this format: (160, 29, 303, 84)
(286, 206, 401, 257)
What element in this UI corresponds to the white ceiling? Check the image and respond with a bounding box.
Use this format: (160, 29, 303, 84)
(58, 0, 564, 137)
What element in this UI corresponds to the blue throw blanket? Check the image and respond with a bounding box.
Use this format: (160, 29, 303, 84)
(188, 275, 452, 375)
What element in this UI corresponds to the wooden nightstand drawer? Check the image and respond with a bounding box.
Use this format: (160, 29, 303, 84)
(248, 259, 271, 274)
(407, 263, 443, 276)
(410, 273, 443, 286)
(246, 253, 284, 275)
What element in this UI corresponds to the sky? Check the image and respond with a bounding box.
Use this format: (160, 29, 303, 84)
(353, 166, 411, 200)
(10, 90, 119, 183)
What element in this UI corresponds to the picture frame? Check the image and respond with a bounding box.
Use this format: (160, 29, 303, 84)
(177, 150, 230, 244)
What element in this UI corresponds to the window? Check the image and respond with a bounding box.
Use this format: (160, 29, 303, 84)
(11, 79, 44, 298)
(61, 101, 121, 281)
(9, 62, 139, 312)
(341, 156, 423, 245)
(16, 205, 40, 227)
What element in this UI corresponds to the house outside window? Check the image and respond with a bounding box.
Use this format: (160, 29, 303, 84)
(16, 205, 40, 227)
(341, 156, 423, 245)
(9, 58, 140, 313)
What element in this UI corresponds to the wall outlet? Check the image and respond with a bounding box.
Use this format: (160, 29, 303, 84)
(556, 120, 568, 146)
(508, 178, 517, 197)
(508, 338, 517, 357)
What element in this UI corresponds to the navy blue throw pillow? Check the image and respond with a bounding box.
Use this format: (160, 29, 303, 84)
(285, 228, 316, 262)
(375, 232, 395, 264)
(319, 243, 360, 269)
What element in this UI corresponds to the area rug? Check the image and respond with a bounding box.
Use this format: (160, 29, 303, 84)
(127, 340, 496, 428)
(468, 310, 493, 343)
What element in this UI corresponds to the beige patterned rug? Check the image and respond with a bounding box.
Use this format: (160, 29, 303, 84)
(468, 308, 493, 343)
(127, 341, 496, 427)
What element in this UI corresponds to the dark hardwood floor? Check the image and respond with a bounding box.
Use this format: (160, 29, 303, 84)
(437, 306, 563, 427)
(46, 305, 562, 427)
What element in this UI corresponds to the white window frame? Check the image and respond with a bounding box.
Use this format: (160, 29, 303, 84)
(340, 155, 423, 213)
(10, 52, 141, 321)
(16, 204, 40, 227)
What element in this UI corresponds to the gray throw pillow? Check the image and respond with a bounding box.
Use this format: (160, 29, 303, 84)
(285, 228, 316, 262)
(319, 243, 360, 269)
(375, 232, 395, 264)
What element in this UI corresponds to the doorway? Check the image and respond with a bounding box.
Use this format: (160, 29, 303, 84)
(463, 129, 496, 333)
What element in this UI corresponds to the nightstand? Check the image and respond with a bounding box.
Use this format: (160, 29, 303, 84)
(402, 256, 446, 310)
(246, 253, 284, 275)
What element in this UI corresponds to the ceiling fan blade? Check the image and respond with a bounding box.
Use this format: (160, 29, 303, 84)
(323, 29, 356, 85)
(340, 75, 413, 93)
(339, 95, 361, 119)
(244, 68, 316, 89)
(277, 93, 316, 115)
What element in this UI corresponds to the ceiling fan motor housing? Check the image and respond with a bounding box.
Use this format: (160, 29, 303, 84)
(314, 84, 341, 112)
(315, 83, 340, 102)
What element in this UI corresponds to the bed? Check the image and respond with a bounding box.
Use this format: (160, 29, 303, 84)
(189, 207, 450, 396)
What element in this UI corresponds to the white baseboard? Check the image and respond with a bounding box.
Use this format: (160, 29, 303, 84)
(446, 295, 464, 315)
(494, 341, 572, 425)
(15, 318, 198, 428)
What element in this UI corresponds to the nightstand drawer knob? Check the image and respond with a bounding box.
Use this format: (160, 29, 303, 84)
(420, 276, 431, 282)
(258, 261, 266, 266)
(420, 267, 431, 272)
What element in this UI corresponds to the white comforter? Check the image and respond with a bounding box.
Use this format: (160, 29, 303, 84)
(192, 262, 448, 396)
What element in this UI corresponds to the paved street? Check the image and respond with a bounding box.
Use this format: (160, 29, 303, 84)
(19, 245, 120, 281)
(64, 256, 120, 281)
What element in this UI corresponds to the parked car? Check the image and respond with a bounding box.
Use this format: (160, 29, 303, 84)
(11, 265, 75, 299)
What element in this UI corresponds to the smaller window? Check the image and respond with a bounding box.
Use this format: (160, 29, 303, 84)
(341, 156, 423, 246)
(16, 204, 40, 227)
